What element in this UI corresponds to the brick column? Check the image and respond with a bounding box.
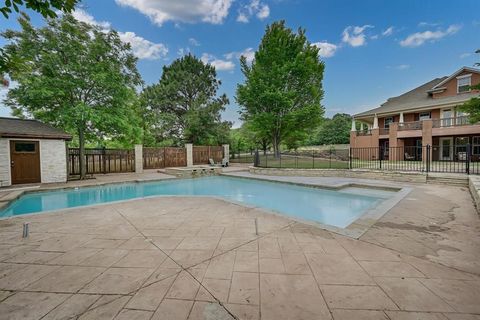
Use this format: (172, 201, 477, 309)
(422, 119, 433, 163)
(134, 144, 143, 173)
(389, 123, 402, 160)
(186, 143, 193, 167)
(371, 128, 380, 159)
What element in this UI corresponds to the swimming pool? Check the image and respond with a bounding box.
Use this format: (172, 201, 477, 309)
(0, 176, 394, 228)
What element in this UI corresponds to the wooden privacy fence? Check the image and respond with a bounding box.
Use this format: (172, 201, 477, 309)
(143, 147, 187, 169)
(193, 146, 223, 165)
(68, 148, 135, 175)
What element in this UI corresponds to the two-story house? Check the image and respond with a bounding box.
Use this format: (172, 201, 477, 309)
(350, 66, 480, 161)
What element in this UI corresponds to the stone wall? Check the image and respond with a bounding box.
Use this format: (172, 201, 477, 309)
(249, 167, 427, 183)
(0, 139, 11, 187)
(39, 139, 67, 184)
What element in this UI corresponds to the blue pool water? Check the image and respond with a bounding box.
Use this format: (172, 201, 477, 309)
(0, 176, 391, 228)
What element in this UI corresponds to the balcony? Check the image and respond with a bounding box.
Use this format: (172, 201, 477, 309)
(356, 129, 372, 136)
(432, 116, 470, 128)
(379, 128, 389, 135)
(398, 120, 423, 131)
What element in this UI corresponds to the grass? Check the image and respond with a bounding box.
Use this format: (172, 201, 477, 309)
(257, 154, 349, 169)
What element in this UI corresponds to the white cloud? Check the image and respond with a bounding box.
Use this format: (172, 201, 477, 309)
(342, 25, 373, 47)
(312, 42, 338, 58)
(71, 8, 168, 60)
(460, 52, 472, 59)
(400, 24, 461, 47)
(224, 48, 255, 64)
(115, 0, 233, 26)
(201, 53, 235, 71)
(72, 8, 111, 28)
(382, 26, 394, 36)
(418, 22, 440, 27)
(118, 32, 168, 60)
(389, 64, 410, 70)
(237, 0, 270, 23)
(177, 47, 191, 56)
(188, 38, 200, 46)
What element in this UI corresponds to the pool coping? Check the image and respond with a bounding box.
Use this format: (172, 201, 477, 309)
(0, 174, 411, 239)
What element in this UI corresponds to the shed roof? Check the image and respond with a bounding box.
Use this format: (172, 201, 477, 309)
(0, 117, 72, 140)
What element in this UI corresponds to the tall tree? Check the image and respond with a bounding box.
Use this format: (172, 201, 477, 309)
(460, 49, 480, 124)
(236, 20, 325, 156)
(141, 54, 231, 145)
(312, 113, 352, 145)
(1, 0, 79, 74)
(3, 13, 143, 179)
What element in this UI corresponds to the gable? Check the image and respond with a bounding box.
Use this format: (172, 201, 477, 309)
(431, 67, 480, 98)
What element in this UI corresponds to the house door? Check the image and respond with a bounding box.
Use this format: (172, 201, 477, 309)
(10, 141, 41, 184)
(439, 137, 453, 161)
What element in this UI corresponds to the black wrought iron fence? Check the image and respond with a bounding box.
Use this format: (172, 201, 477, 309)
(254, 149, 350, 169)
(254, 144, 480, 175)
(230, 149, 256, 164)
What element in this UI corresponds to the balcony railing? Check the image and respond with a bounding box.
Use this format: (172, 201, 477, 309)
(398, 120, 423, 131)
(432, 116, 470, 128)
(379, 128, 389, 135)
(356, 129, 372, 136)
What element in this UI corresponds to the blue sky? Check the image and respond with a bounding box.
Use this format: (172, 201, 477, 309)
(1, 0, 479, 127)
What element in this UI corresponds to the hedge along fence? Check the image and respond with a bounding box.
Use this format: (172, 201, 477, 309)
(143, 147, 187, 169)
(68, 148, 135, 175)
(193, 146, 224, 165)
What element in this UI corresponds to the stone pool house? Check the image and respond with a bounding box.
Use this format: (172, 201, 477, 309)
(0, 117, 72, 186)
(350, 66, 480, 161)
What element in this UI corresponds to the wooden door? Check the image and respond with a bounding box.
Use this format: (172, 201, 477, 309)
(10, 140, 41, 184)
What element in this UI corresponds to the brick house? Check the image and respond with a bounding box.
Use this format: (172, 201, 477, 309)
(350, 67, 480, 161)
(0, 117, 72, 186)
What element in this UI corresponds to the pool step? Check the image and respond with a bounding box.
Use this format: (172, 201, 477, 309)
(427, 174, 469, 187)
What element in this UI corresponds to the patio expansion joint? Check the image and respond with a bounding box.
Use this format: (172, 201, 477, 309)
(101, 205, 298, 320)
(356, 234, 480, 279)
(335, 236, 464, 314)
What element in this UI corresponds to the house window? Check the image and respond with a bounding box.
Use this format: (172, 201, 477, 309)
(14, 142, 36, 153)
(457, 75, 471, 93)
(456, 110, 469, 125)
(473, 136, 480, 155)
(384, 117, 393, 129)
(419, 112, 431, 120)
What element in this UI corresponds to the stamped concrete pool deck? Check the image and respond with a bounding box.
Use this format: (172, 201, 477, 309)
(0, 170, 479, 320)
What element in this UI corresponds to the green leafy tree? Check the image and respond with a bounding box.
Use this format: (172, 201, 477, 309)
(460, 49, 480, 124)
(2, 13, 143, 179)
(141, 54, 231, 146)
(312, 113, 352, 145)
(236, 20, 325, 157)
(1, 0, 79, 73)
(1, 0, 78, 19)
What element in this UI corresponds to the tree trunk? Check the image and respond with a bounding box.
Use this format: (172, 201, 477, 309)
(78, 129, 86, 180)
(273, 135, 280, 158)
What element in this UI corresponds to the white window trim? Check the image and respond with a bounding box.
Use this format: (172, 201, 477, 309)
(457, 75, 471, 93)
(456, 73, 472, 79)
(384, 116, 393, 128)
(419, 111, 431, 120)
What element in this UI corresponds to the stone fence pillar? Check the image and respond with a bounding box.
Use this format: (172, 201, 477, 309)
(223, 144, 230, 162)
(186, 143, 193, 167)
(134, 144, 143, 173)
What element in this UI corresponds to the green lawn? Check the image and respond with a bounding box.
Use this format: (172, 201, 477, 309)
(257, 154, 349, 169)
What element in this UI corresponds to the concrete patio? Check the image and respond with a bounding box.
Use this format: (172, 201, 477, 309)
(0, 173, 479, 319)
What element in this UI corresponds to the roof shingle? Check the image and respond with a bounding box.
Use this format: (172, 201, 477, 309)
(0, 117, 72, 140)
